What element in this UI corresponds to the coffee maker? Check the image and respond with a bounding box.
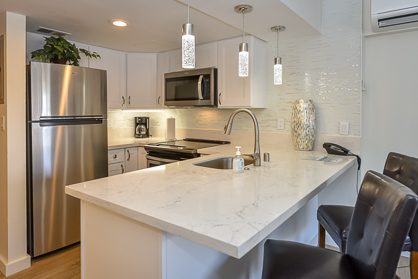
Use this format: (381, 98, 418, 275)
(135, 117, 150, 138)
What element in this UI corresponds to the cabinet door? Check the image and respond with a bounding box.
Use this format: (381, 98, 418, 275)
(108, 163, 125, 176)
(125, 147, 138, 173)
(157, 52, 169, 108)
(89, 46, 127, 109)
(168, 49, 182, 72)
(127, 53, 157, 109)
(168, 43, 217, 72)
(217, 37, 251, 108)
(138, 147, 147, 170)
(196, 42, 217, 69)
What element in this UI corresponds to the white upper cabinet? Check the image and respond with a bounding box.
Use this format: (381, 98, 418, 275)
(217, 36, 266, 108)
(89, 46, 127, 109)
(127, 53, 157, 108)
(157, 51, 169, 108)
(168, 42, 218, 72)
(168, 49, 182, 73)
(195, 42, 217, 69)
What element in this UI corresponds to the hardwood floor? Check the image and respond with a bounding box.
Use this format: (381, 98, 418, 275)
(0, 244, 80, 279)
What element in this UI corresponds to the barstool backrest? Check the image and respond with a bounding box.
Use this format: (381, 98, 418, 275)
(346, 171, 418, 279)
(384, 152, 418, 251)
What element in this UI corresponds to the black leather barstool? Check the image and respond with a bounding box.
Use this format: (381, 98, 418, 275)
(262, 171, 418, 279)
(317, 152, 418, 278)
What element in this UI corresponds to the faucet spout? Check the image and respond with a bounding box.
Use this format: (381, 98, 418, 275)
(224, 109, 261, 166)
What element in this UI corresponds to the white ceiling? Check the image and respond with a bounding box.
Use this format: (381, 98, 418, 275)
(0, 0, 322, 52)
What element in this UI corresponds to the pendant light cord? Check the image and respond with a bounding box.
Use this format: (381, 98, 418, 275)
(276, 30, 279, 58)
(242, 9, 245, 43)
(187, 0, 190, 23)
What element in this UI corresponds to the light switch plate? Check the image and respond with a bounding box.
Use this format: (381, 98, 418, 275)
(340, 122, 349, 135)
(277, 118, 285, 130)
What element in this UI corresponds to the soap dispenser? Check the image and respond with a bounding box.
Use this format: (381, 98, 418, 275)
(234, 146, 244, 173)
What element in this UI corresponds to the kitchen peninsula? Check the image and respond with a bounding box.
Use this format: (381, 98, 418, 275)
(66, 145, 356, 279)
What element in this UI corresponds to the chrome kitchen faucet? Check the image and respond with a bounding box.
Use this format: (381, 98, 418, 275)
(224, 109, 261, 166)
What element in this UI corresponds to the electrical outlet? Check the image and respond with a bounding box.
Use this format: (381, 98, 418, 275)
(340, 122, 349, 135)
(277, 118, 285, 130)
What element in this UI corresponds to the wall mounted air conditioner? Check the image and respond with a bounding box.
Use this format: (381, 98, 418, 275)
(371, 0, 418, 33)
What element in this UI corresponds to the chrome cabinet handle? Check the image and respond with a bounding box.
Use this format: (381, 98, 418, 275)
(219, 92, 222, 105)
(122, 96, 125, 106)
(113, 154, 117, 159)
(121, 164, 125, 174)
(158, 96, 161, 105)
(128, 96, 131, 106)
(127, 150, 131, 161)
(197, 75, 204, 100)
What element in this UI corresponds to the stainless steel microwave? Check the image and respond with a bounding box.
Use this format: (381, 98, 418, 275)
(164, 67, 217, 107)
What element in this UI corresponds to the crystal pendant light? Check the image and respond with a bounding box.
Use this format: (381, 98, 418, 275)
(235, 5, 253, 77)
(271, 26, 286, 85)
(182, 0, 195, 69)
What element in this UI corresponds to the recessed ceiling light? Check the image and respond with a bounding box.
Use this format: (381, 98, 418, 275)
(111, 20, 128, 27)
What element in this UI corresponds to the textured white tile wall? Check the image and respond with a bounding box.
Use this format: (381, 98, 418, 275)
(109, 0, 362, 139)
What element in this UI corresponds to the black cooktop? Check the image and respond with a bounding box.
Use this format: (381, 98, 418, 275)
(144, 138, 230, 154)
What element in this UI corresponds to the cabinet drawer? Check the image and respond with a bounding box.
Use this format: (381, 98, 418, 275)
(108, 163, 125, 176)
(108, 149, 124, 163)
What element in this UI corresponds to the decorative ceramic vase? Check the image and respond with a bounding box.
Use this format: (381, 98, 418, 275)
(291, 99, 316, 151)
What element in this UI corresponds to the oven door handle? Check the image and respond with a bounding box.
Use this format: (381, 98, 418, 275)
(197, 75, 204, 100)
(146, 155, 179, 164)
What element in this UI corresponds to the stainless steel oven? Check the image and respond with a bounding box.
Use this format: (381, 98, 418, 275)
(146, 156, 179, 168)
(146, 152, 194, 168)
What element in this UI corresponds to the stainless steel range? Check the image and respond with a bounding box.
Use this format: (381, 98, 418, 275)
(144, 138, 230, 167)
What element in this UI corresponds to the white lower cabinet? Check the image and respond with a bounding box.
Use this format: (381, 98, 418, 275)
(108, 147, 147, 176)
(138, 147, 147, 170)
(125, 147, 138, 173)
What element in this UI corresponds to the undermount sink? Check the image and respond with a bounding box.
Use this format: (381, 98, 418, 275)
(193, 156, 253, 170)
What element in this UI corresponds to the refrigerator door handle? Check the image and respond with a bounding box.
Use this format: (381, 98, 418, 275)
(39, 118, 104, 127)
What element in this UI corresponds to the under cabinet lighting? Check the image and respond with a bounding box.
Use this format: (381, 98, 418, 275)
(121, 109, 166, 113)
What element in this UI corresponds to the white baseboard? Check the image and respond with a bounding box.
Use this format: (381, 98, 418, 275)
(0, 254, 31, 277)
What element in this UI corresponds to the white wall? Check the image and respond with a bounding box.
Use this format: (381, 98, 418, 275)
(0, 11, 31, 277)
(362, 0, 418, 174)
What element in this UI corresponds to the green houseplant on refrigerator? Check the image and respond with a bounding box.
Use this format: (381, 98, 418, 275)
(31, 36, 100, 66)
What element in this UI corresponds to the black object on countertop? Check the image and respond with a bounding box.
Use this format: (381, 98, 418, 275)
(183, 138, 230, 145)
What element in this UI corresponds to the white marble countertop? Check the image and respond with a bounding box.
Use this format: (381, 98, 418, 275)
(108, 137, 166, 150)
(66, 145, 355, 258)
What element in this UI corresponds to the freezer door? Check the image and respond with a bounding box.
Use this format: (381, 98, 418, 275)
(29, 62, 107, 120)
(29, 120, 108, 257)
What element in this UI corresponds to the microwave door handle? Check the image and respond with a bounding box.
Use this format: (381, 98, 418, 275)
(197, 75, 204, 100)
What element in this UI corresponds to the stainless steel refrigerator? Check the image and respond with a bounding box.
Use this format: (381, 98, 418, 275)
(26, 62, 108, 257)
